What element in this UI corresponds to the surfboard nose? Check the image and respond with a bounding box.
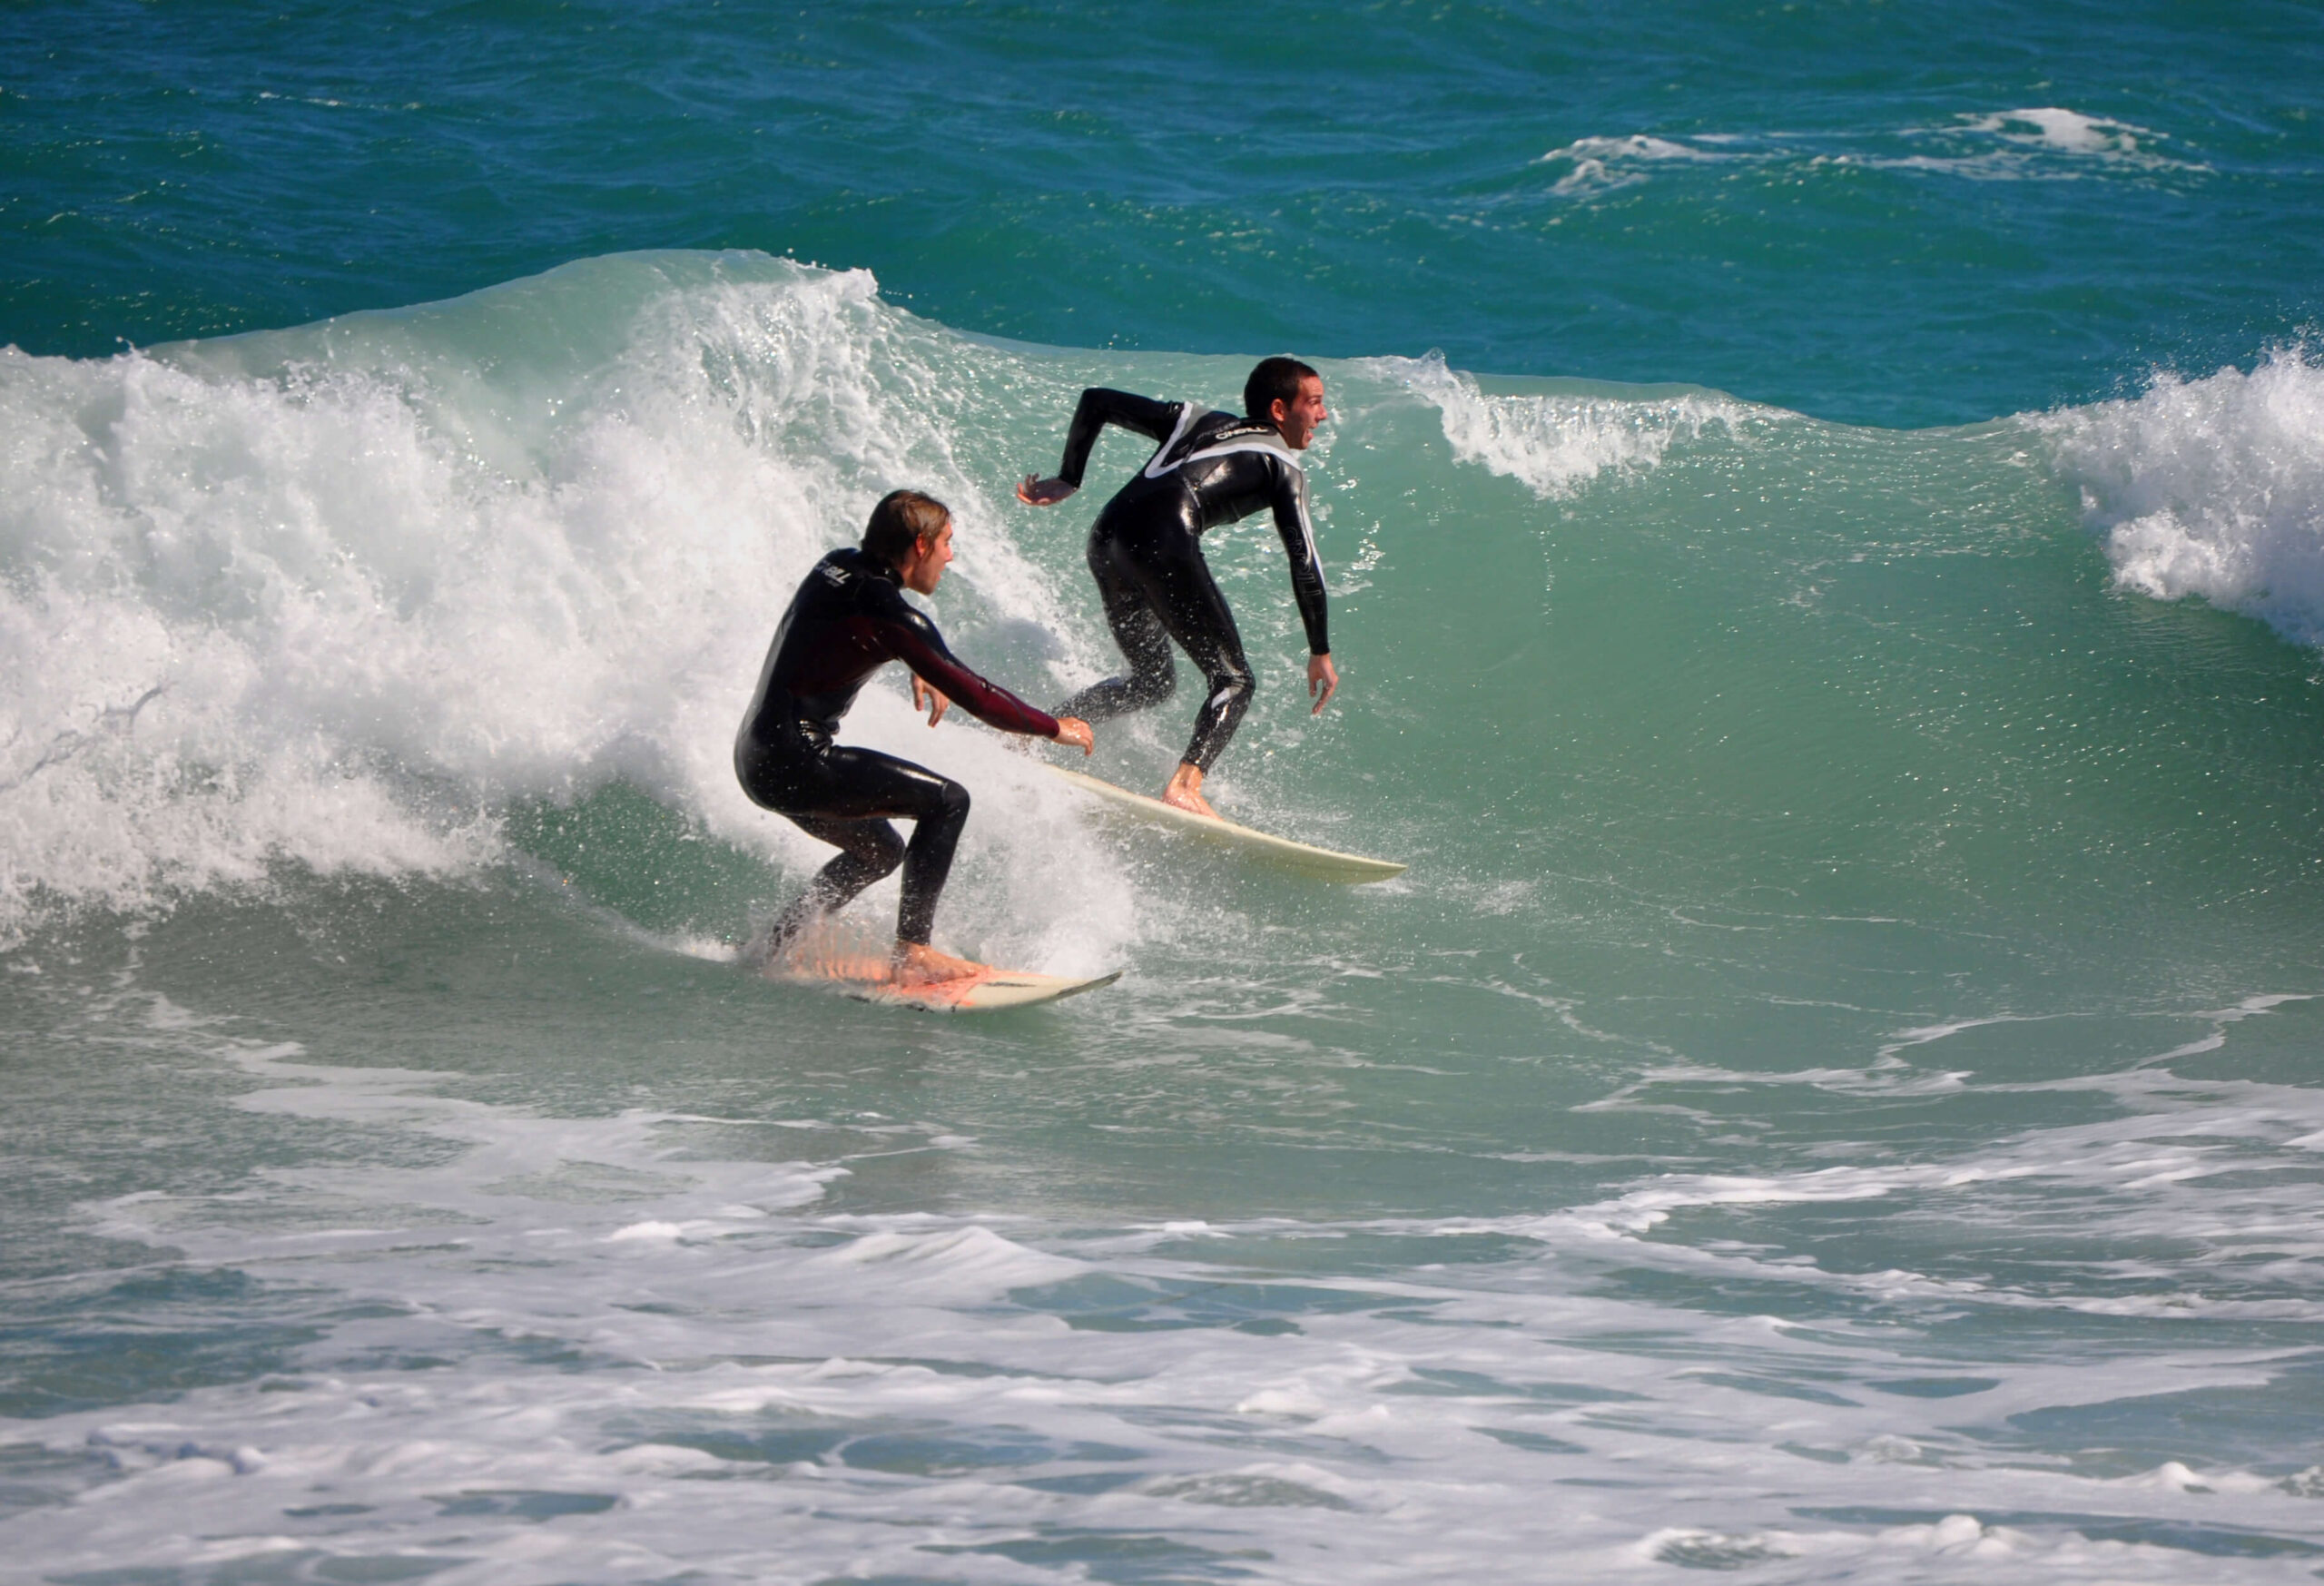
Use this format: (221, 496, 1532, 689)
(1044, 765, 1406, 882)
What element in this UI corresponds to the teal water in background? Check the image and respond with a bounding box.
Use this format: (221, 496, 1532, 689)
(7, 7, 2324, 1584)
(6, 1, 2321, 424)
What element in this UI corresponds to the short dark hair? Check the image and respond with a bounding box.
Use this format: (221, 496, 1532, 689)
(1245, 356, 1319, 420)
(862, 488, 951, 567)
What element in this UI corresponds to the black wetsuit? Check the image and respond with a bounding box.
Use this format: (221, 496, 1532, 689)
(735, 547, 1059, 950)
(1048, 389, 1328, 773)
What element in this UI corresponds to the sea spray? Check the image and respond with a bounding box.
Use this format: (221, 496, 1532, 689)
(2036, 346, 2324, 647)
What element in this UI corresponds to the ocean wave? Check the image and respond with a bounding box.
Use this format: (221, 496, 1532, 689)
(2033, 346, 2324, 646)
(0, 251, 1117, 950)
(0, 258, 1803, 949)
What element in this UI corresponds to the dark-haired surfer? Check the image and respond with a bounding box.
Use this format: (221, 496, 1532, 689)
(735, 489, 1093, 986)
(1018, 356, 1340, 818)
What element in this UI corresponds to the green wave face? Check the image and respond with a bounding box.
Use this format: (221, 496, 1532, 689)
(18, 252, 2322, 1002)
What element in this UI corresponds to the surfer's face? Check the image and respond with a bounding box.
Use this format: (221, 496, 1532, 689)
(1271, 375, 1328, 450)
(899, 518, 954, 595)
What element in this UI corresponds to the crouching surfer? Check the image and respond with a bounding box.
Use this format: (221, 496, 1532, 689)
(1017, 356, 1340, 818)
(735, 489, 1093, 987)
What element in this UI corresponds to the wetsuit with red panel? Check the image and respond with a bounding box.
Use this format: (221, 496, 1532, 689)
(1047, 389, 1328, 772)
(736, 546, 1059, 952)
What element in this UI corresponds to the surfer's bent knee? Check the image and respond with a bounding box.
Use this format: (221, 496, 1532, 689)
(862, 823, 909, 875)
(1129, 660, 1176, 707)
(935, 777, 970, 825)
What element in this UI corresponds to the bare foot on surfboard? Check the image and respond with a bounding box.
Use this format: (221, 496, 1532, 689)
(1160, 762, 1219, 820)
(1159, 786, 1219, 818)
(891, 941, 985, 987)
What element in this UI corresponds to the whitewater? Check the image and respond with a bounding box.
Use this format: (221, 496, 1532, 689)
(4, 249, 2324, 1581)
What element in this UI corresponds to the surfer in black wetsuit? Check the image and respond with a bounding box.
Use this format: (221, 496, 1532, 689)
(1018, 356, 1339, 818)
(735, 489, 1094, 986)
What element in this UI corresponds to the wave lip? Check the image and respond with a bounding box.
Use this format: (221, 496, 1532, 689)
(2034, 346, 2324, 647)
(1367, 350, 1763, 500)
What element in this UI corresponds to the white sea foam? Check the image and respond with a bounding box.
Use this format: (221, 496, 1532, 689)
(2034, 347, 2324, 647)
(0, 253, 1132, 964)
(1965, 107, 2149, 156)
(1533, 108, 2192, 197)
(1535, 133, 1728, 195)
(14, 975, 2324, 1583)
(1364, 350, 1759, 500)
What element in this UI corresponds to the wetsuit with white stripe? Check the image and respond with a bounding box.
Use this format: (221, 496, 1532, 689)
(1048, 389, 1328, 773)
(736, 546, 1059, 951)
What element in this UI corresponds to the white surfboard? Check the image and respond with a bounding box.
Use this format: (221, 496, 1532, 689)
(1044, 765, 1406, 882)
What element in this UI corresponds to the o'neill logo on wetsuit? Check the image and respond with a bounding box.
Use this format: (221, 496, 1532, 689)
(1142, 406, 1303, 481)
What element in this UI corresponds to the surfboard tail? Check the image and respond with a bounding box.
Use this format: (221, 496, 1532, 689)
(763, 931, 1122, 1012)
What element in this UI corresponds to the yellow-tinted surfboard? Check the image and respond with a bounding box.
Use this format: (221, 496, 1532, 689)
(1045, 765, 1405, 882)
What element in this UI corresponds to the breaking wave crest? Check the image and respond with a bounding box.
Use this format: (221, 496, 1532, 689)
(0, 254, 1090, 946)
(1366, 350, 1761, 500)
(2034, 346, 2324, 647)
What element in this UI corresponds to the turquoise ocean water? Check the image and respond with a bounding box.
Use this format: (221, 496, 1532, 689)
(7, 5, 2324, 1581)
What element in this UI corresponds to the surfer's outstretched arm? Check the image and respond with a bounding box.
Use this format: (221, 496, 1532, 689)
(881, 609, 1089, 752)
(1019, 388, 1185, 506)
(911, 671, 1090, 753)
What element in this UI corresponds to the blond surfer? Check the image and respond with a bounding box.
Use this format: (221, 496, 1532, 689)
(734, 490, 1093, 987)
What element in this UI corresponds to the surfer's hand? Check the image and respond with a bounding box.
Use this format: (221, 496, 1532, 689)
(1307, 653, 1339, 714)
(912, 675, 950, 726)
(1017, 474, 1077, 507)
(1052, 716, 1094, 755)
